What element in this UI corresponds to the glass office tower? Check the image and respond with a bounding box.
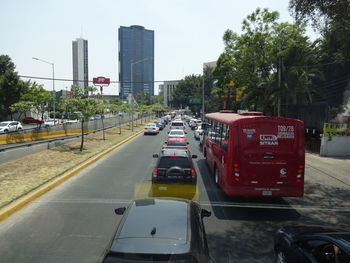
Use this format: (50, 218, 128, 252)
(118, 25, 154, 99)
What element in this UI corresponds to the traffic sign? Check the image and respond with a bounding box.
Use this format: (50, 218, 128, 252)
(189, 98, 201, 104)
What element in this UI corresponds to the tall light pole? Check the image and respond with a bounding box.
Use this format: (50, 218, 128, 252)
(130, 57, 154, 95)
(130, 57, 153, 130)
(32, 57, 56, 123)
(202, 65, 205, 121)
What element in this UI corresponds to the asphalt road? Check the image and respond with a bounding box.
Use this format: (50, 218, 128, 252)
(0, 125, 349, 263)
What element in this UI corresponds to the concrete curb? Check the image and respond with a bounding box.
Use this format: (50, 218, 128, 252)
(0, 129, 144, 223)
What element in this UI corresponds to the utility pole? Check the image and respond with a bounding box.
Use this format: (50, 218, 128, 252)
(277, 56, 282, 117)
(202, 66, 205, 121)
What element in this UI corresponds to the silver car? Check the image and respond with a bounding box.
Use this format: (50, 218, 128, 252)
(194, 125, 203, 140)
(144, 123, 159, 135)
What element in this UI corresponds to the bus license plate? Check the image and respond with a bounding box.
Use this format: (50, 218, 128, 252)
(262, 191, 272, 196)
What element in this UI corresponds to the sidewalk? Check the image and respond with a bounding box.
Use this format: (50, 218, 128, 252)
(306, 152, 350, 187)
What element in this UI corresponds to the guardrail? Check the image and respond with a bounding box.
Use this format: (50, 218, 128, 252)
(0, 114, 154, 150)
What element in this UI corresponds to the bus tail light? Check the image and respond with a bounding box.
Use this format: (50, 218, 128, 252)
(296, 174, 303, 183)
(296, 164, 304, 183)
(233, 163, 240, 182)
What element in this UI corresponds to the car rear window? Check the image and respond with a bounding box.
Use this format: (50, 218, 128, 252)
(167, 141, 186, 147)
(158, 157, 191, 168)
(171, 122, 184, 126)
(169, 131, 184, 135)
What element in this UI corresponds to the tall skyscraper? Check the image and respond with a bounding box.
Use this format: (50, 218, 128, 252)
(118, 25, 154, 99)
(72, 38, 89, 93)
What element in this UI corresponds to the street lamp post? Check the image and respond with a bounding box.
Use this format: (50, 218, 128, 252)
(202, 66, 205, 121)
(130, 57, 153, 95)
(130, 57, 153, 130)
(32, 57, 56, 123)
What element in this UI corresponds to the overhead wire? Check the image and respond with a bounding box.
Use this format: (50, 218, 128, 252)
(19, 75, 178, 84)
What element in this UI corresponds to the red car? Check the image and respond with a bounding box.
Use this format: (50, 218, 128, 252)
(22, 117, 44, 124)
(163, 137, 189, 149)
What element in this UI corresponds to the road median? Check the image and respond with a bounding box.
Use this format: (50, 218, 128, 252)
(0, 120, 150, 222)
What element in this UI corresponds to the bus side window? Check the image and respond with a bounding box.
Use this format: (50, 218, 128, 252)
(220, 124, 229, 152)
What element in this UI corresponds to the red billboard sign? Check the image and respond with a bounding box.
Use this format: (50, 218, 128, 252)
(93, 76, 110, 85)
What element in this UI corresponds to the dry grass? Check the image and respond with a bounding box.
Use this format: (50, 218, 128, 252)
(0, 120, 149, 208)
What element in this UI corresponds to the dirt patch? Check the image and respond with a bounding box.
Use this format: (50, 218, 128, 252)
(0, 120, 150, 208)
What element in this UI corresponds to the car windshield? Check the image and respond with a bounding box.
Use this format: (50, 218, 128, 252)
(0, 123, 8, 127)
(171, 123, 183, 126)
(158, 157, 191, 169)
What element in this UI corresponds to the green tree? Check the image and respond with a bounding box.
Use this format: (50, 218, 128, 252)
(271, 21, 321, 115)
(108, 103, 124, 134)
(70, 85, 84, 98)
(85, 86, 98, 97)
(152, 91, 164, 105)
(96, 103, 107, 140)
(213, 8, 318, 115)
(64, 98, 98, 151)
(0, 55, 29, 120)
(173, 74, 202, 113)
(289, 0, 350, 31)
(134, 91, 151, 105)
(10, 101, 34, 121)
(289, 0, 350, 113)
(203, 65, 220, 113)
(21, 82, 54, 125)
(214, 8, 280, 113)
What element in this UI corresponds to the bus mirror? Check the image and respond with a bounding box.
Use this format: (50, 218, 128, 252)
(192, 155, 198, 159)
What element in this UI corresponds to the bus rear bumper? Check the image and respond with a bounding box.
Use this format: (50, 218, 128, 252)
(224, 186, 304, 197)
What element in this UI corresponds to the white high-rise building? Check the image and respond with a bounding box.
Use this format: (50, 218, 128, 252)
(163, 81, 179, 106)
(72, 38, 89, 93)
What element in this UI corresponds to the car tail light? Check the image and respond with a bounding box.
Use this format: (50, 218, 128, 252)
(152, 128, 156, 130)
(191, 168, 196, 181)
(152, 168, 158, 177)
(233, 163, 240, 182)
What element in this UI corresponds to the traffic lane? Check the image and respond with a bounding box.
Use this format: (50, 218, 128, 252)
(186, 132, 296, 262)
(185, 130, 350, 263)
(0, 128, 168, 263)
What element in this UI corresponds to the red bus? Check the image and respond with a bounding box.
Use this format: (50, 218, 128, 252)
(202, 111, 305, 197)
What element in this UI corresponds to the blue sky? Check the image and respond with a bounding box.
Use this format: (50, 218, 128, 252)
(0, 0, 318, 95)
